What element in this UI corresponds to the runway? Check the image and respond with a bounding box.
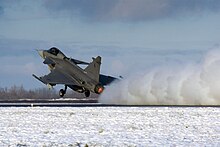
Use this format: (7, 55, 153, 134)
(0, 99, 98, 107)
(0, 99, 219, 107)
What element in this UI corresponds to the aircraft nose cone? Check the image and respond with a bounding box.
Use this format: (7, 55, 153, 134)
(37, 50, 45, 58)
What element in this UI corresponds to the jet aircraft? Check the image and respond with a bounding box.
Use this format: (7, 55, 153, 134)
(33, 47, 116, 97)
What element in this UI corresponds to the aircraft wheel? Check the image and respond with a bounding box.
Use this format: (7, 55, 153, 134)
(59, 89, 66, 97)
(85, 90, 90, 97)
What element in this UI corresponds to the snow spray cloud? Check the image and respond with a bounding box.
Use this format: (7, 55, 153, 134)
(99, 49, 220, 105)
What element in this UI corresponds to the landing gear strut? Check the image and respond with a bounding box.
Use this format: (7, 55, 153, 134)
(59, 85, 67, 97)
(85, 90, 90, 97)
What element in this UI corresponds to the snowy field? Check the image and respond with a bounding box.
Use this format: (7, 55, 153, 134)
(0, 107, 219, 146)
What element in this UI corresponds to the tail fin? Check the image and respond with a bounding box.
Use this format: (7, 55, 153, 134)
(84, 56, 101, 82)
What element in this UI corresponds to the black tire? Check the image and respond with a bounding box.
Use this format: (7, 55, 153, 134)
(59, 89, 65, 97)
(85, 90, 90, 97)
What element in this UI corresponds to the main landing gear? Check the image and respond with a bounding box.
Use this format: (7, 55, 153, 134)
(59, 85, 91, 98)
(84, 90, 90, 97)
(59, 85, 67, 97)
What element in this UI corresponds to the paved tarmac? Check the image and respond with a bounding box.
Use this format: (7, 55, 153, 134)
(0, 100, 219, 107)
(0, 99, 99, 107)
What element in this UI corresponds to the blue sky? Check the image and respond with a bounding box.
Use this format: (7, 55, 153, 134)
(0, 0, 220, 89)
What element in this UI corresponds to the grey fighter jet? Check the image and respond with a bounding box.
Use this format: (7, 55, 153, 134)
(33, 47, 116, 97)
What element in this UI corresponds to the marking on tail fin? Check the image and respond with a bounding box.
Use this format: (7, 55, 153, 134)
(84, 56, 101, 82)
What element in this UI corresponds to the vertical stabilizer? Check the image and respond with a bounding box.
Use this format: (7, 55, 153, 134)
(84, 56, 101, 82)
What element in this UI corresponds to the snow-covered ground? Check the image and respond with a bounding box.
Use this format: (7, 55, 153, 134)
(0, 107, 219, 146)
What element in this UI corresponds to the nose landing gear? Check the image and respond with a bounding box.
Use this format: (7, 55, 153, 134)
(59, 85, 67, 97)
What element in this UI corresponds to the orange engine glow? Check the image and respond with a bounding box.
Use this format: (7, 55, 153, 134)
(98, 87, 104, 94)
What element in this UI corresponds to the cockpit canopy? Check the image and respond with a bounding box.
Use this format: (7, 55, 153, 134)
(48, 47, 60, 56)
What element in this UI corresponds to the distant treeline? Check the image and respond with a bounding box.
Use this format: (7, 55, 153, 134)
(0, 85, 98, 100)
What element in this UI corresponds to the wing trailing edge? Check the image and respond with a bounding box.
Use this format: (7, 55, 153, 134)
(32, 74, 47, 85)
(32, 69, 75, 85)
